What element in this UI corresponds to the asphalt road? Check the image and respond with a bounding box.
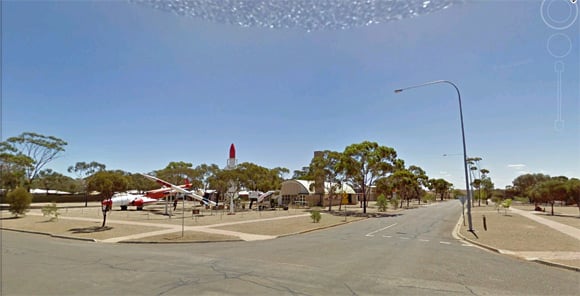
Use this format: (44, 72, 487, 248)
(2, 201, 579, 295)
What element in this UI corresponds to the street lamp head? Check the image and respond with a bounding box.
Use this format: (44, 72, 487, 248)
(394, 89, 403, 93)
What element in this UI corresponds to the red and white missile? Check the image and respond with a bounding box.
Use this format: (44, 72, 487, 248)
(227, 143, 237, 169)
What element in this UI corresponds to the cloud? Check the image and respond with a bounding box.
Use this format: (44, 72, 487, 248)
(507, 164, 527, 170)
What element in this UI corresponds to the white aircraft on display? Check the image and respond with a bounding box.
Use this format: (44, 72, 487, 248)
(104, 192, 159, 211)
(140, 174, 217, 207)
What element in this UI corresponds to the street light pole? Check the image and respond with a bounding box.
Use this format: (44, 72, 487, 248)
(394, 80, 474, 232)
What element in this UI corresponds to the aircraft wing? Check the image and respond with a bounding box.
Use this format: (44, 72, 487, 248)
(141, 174, 217, 206)
(257, 190, 277, 203)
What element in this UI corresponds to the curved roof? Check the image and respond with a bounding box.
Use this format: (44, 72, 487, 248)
(281, 180, 355, 195)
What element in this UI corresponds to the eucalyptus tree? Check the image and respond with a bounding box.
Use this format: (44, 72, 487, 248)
(195, 163, 220, 190)
(340, 141, 398, 214)
(236, 162, 268, 191)
(408, 165, 429, 204)
(128, 173, 158, 193)
(87, 170, 129, 227)
(567, 178, 580, 216)
(68, 161, 106, 206)
(292, 166, 313, 180)
(1, 132, 67, 190)
(272, 167, 290, 180)
(155, 161, 202, 189)
(429, 178, 453, 201)
(34, 169, 71, 194)
(0, 149, 33, 191)
(310, 150, 344, 211)
(207, 168, 242, 208)
(390, 169, 416, 208)
(479, 168, 492, 205)
(530, 178, 568, 216)
(512, 173, 551, 202)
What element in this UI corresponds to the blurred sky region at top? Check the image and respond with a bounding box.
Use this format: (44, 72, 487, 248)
(2, 0, 579, 189)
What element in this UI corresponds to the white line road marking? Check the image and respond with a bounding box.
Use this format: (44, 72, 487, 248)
(400, 237, 410, 240)
(365, 223, 398, 237)
(440, 241, 451, 245)
(382, 235, 392, 238)
(419, 239, 430, 242)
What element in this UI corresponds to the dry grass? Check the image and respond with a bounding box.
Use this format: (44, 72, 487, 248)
(216, 213, 364, 236)
(460, 206, 580, 252)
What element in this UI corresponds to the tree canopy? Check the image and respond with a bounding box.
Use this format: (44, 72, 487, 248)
(1, 132, 67, 189)
(340, 141, 398, 213)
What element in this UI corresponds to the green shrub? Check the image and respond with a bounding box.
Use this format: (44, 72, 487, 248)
(310, 210, 321, 223)
(6, 187, 32, 217)
(376, 194, 388, 212)
(41, 202, 60, 221)
(422, 193, 435, 203)
(498, 198, 512, 215)
(390, 198, 400, 210)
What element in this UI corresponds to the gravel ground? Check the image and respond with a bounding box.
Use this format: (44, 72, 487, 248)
(459, 205, 580, 270)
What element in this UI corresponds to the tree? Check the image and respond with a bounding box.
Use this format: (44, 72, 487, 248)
(512, 173, 551, 202)
(34, 169, 68, 194)
(389, 169, 416, 208)
(207, 168, 242, 209)
(194, 163, 220, 190)
(1, 132, 67, 190)
(530, 178, 568, 215)
(310, 150, 344, 211)
(340, 141, 398, 214)
(128, 173, 158, 193)
(6, 187, 32, 217)
(480, 168, 492, 205)
(87, 171, 129, 227)
(408, 165, 429, 205)
(0, 151, 33, 191)
(292, 166, 313, 180)
(68, 161, 106, 206)
(566, 178, 580, 216)
(429, 178, 453, 201)
(479, 172, 494, 206)
(155, 161, 201, 189)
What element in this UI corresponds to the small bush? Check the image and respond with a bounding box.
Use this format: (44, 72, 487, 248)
(422, 193, 435, 203)
(6, 187, 32, 217)
(376, 194, 388, 212)
(497, 198, 512, 215)
(310, 210, 321, 223)
(390, 198, 400, 210)
(41, 202, 60, 221)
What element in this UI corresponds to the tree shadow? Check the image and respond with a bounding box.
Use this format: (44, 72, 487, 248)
(0, 216, 21, 220)
(326, 210, 402, 218)
(68, 226, 113, 233)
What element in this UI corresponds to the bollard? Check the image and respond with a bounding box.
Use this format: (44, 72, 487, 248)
(483, 215, 487, 231)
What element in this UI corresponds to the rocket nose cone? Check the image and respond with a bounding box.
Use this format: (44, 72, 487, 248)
(229, 143, 236, 159)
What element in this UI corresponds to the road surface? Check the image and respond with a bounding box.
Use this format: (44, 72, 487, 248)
(2, 201, 579, 295)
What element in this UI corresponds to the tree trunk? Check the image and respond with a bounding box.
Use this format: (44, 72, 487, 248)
(551, 202, 554, 216)
(363, 194, 367, 213)
(102, 212, 107, 228)
(328, 196, 333, 212)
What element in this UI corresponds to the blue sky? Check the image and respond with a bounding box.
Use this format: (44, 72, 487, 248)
(2, 0, 579, 189)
